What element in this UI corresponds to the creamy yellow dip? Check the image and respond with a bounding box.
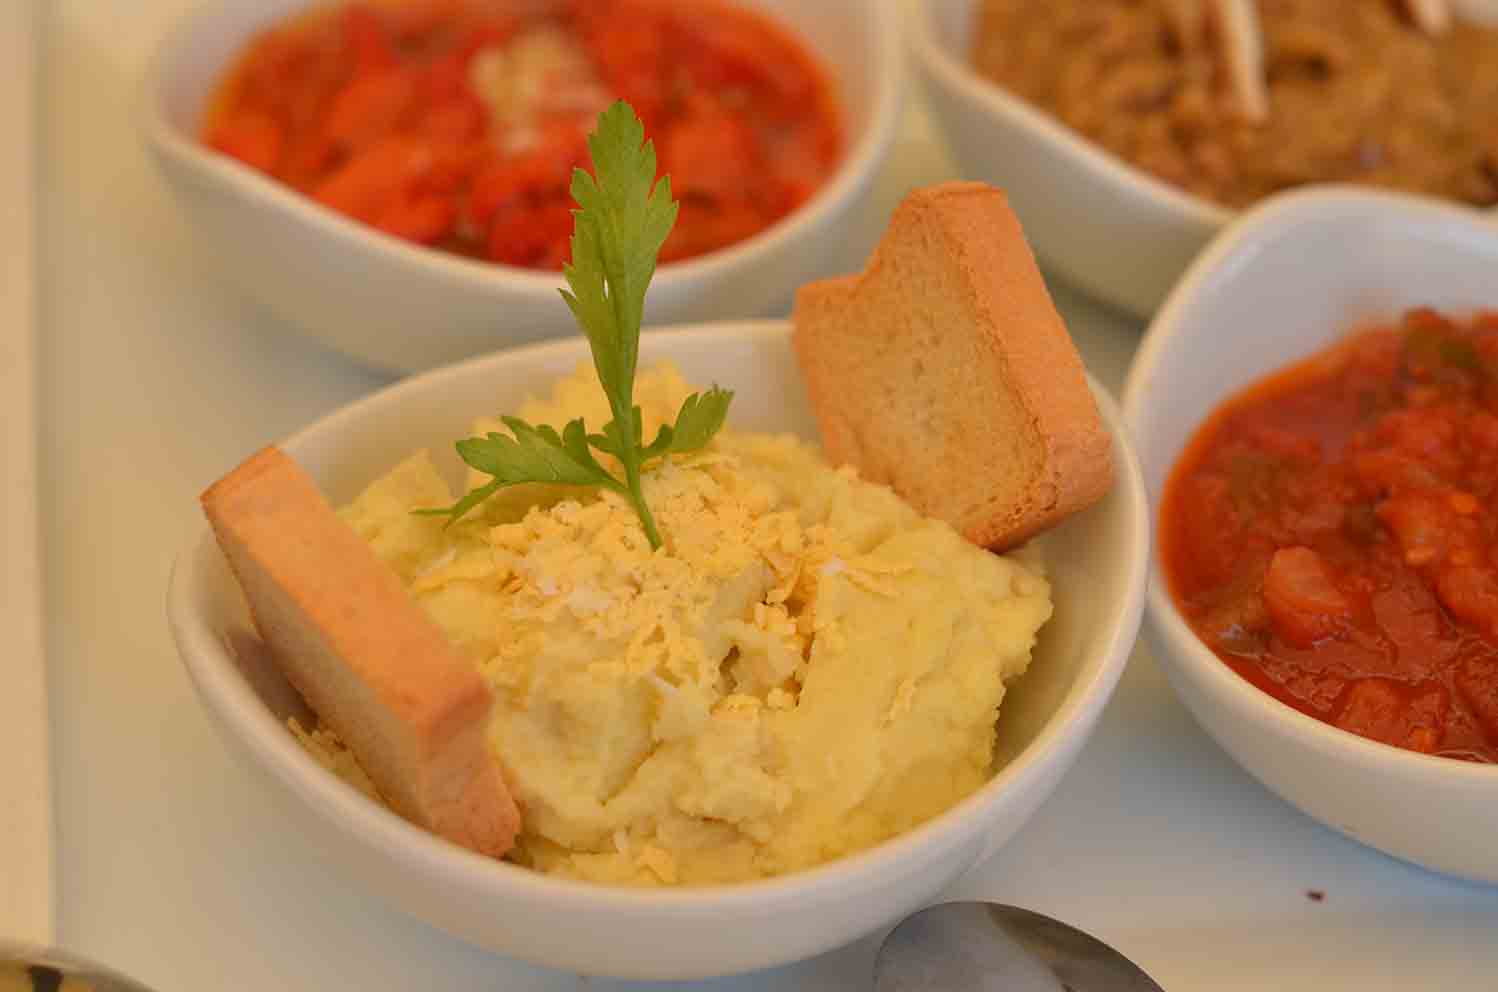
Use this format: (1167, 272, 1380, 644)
(331, 363, 1051, 885)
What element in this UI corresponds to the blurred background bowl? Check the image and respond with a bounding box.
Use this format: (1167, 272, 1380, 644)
(911, 0, 1498, 320)
(141, 0, 903, 373)
(910, 0, 1228, 318)
(1124, 188, 1498, 883)
(168, 320, 1148, 979)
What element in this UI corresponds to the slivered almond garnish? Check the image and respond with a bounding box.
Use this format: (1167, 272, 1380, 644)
(1399, 0, 1452, 34)
(1451, 0, 1498, 25)
(1400, 0, 1498, 31)
(1206, 0, 1268, 123)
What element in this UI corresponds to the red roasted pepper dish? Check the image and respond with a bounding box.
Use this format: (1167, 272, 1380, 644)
(201, 0, 842, 269)
(1161, 309, 1498, 763)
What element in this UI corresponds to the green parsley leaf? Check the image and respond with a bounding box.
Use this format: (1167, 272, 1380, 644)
(560, 102, 678, 433)
(663, 387, 734, 455)
(418, 101, 733, 548)
(412, 479, 503, 524)
(411, 418, 623, 519)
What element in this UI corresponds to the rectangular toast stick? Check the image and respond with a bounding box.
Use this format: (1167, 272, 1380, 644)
(202, 447, 519, 858)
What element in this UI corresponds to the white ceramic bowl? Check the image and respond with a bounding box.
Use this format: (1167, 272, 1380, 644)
(167, 321, 1148, 979)
(1123, 188, 1498, 883)
(140, 1, 903, 373)
(910, 0, 1498, 319)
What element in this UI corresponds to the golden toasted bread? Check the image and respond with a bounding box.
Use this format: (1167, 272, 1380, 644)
(201, 447, 519, 858)
(792, 182, 1113, 551)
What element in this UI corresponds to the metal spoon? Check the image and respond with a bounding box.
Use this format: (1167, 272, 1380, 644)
(0, 942, 159, 992)
(874, 902, 1165, 992)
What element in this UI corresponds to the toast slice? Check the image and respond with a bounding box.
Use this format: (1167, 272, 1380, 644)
(792, 182, 1112, 551)
(201, 447, 520, 858)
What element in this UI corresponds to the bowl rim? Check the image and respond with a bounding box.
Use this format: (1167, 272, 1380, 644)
(137, 0, 906, 298)
(905, 0, 1231, 231)
(1123, 186, 1498, 785)
(167, 318, 1151, 909)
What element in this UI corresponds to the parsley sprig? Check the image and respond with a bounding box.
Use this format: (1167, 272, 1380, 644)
(417, 102, 733, 549)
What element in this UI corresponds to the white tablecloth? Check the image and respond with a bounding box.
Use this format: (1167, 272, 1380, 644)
(36, 2, 1498, 988)
(2, 0, 51, 947)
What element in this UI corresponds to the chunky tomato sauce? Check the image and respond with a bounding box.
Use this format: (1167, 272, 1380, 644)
(1161, 309, 1498, 763)
(202, 0, 841, 269)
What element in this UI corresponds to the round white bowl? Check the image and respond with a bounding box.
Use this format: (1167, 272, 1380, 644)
(910, 0, 1498, 319)
(167, 320, 1148, 979)
(1123, 188, 1498, 883)
(140, 0, 903, 373)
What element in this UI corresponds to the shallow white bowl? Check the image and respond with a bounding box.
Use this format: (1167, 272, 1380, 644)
(167, 320, 1148, 979)
(1123, 189, 1498, 883)
(910, 0, 1498, 319)
(140, 0, 903, 373)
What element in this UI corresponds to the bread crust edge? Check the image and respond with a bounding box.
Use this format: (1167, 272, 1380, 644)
(201, 446, 521, 858)
(793, 182, 1113, 552)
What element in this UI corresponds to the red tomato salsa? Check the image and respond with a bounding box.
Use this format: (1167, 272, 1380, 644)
(201, 0, 842, 269)
(1161, 309, 1498, 763)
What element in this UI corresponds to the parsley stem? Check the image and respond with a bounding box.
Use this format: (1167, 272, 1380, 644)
(423, 103, 727, 541)
(625, 464, 663, 550)
(610, 396, 663, 550)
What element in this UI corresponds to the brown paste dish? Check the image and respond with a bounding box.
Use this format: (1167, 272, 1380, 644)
(972, 0, 1498, 207)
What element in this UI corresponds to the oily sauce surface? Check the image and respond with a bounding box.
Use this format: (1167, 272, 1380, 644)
(1161, 309, 1498, 763)
(202, 0, 841, 269)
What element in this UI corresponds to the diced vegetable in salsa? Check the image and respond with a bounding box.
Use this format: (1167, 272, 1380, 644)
(1162, 309, 1498, 762)
(202, 0, 842, 269)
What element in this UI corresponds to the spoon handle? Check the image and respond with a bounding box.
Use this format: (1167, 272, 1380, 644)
(875, 902, 1166, 992)
(987, 905, 1166, 991)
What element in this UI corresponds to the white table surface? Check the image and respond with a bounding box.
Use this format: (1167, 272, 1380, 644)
(2, 0, 51, 948)
(38, 2, 1498, 989)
